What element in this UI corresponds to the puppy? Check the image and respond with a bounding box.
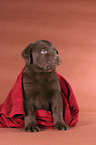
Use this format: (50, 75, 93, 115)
(21, 40, 69, 132)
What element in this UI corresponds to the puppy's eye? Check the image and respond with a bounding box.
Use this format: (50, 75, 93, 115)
(41, 50, 48, 54)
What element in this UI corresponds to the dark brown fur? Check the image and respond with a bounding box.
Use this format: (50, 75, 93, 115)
(21, 40, 69, 132)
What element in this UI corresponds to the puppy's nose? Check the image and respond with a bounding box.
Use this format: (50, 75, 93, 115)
(54, 56, 61, 64)
(54, 55, 60, 60)
(58, 57, 61, 64)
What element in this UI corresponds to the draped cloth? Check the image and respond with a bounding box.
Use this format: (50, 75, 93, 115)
(0, 67, 79, 128)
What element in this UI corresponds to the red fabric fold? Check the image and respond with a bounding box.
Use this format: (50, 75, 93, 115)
(0, 67, 79, 128)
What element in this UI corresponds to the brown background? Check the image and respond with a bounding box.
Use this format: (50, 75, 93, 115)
(0, 0, 96, 145)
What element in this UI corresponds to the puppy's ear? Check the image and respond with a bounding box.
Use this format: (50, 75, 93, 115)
(21, 43, 33, 64)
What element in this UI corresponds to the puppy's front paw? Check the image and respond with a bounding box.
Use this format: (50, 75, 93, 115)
(24, 125, 40, 132)
(54, 121, 69, 130)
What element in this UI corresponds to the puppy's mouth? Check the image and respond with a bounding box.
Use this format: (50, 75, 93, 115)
(41, 65, 52, 72)
(40, 58, 61, 72)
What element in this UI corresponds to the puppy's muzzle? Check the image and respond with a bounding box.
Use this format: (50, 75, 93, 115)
(54, 55, 61, 65)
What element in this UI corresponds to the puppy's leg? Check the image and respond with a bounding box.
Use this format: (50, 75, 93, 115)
(51, 91, 69, 130)
(24, 99, 40, 132)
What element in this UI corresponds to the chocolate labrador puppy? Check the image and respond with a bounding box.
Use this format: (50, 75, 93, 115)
(21, 40, 69, 132)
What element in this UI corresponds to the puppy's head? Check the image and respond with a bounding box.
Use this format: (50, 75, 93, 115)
(21, 40, 61, 72)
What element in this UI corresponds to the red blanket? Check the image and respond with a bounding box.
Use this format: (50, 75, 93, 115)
(0, 67, 79, 128)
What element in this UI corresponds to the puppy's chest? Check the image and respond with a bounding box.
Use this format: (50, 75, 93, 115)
(33, 73, 57, 89)
(24, 72, 60, 110)
(32, 75, 54, 110)
(34, 74, 48, 83)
